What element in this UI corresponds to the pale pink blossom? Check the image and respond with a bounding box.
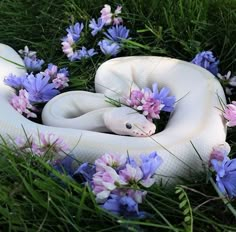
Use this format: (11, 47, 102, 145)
(52, 73, 69, 89)
(10, 89, 37, 118)
(119, 164, 143, 183)
(100, 4, 123, 25)
(93, 166, 126, 202)
(32, 133, 69, 156)
(95, 153, 127, 171)
(61, 34, 75, 58)
(223, 101, 236, 127)
(209, 143, 231, 164)
(100, 4, 113, 25)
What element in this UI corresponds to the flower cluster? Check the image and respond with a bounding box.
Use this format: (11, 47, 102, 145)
(18, 46, 45, 72)
(4, 46, 69, 118)
(223, 101, 236, 127)
(126, 83, 176, 121)
(53, 152, 162, 217)
(191, 51, 219, 76)
(191, 51, 236, 96)
(13, 132, 69, 156)
(209, 144, 236, 198)
(62, 4, 130, 60)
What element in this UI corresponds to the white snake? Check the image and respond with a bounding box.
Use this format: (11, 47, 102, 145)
(0, 43, 227, 183)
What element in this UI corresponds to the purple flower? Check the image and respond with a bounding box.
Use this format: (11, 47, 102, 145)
(89, 18, 105, 36)
(23, 73, 59, 103)
(73, 162, 96, 185)
(139, 151, 162, 187)
(211, 157, 236, 198)
(102, 194, 143, 217)
(140, 151, 162, 179)
(4, 73, 27, 89)
(66, 22, 84, 41)
(52, 156, 75, 176)
(104, 25, 130, 42)
(191, 51, 219, 75)
(152, 83, 176, 112)
(24, 56, 44, 72)
(77, 47, 97, 59)
(98, 39, 121, 56)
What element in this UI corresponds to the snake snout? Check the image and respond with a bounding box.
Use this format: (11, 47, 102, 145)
(133, 123, 156, 137)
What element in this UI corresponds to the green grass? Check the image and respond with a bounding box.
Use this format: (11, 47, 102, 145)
(0, 0, 236, 231)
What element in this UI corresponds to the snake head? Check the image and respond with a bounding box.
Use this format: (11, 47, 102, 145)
(104, 107, 156, 137)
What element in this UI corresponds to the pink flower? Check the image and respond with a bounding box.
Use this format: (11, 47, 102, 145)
(61, 34, 75, 58)
(10, 89, 37, 118)
(100, 4, 123, 25)
(223, 101, 236, 127)
(100, 4, 113, 25)
(127, 90, 144, 107)
(209, 143, 231, 164)
(95, 153, 127, 171)
(139, 97, 164, 121)
(52, 73, 69, 89)
(127, 88, 164, 121)
(119, 164, 143, 183)
(32, 133, 69, 156)
(93, 166, 126, 202)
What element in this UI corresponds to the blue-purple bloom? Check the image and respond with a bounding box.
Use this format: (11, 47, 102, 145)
(152, 83, 176, 112)
(98, 39, 121, 56)
(76, 47, 97, 59)
(104, 25, 130, 42)
(103, 194, 140, 217)
(66, 22, 84, 41)
(89, 18, 105, 36)
(4, 73, 27, 89)
(53, 156, 75, 176)
(73, 162, 96, 185)
(24, 56, 44, 72)
(23, 73, 59, 103)
(211, 157, 236, 198)
(191, 51, 219, 75)
(140, 151, 163, 179)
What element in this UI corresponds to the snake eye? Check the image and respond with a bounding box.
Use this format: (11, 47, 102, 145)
(126, 123, 132, 129)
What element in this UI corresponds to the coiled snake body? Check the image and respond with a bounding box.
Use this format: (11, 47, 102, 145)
(0, 43, 227, 183)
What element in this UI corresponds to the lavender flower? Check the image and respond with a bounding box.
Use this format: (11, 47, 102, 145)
(89, 18, 105, 36)
(66, 22, 84, 41)
(104, 25, 130, 42)
(211, 157, 236, 198)
(98, 39, 121, 56)
(191, 51, 219, 75)
(103, 194, 139, 216)
(4, 73, 27, 89)
(152, 83, 176, 112)
(23, 73, 59, 103)
(24, 56, 44, 72)
(52, 156, 75, 176)
(76, 47, 97, 59)
(73, 162, 96, 184)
